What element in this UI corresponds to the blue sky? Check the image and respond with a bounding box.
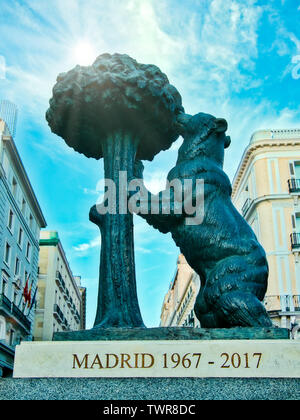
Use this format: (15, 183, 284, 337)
(0, 0, 299, 328)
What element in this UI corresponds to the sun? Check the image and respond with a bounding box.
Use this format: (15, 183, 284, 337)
(72, 41, 96, 66)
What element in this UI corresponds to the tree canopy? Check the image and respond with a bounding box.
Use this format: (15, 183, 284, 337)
(46, 53, 184, 160)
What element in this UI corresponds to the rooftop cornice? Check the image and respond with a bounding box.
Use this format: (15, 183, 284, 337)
(250, 128, 300, 143)
(232, 136, 300, 198)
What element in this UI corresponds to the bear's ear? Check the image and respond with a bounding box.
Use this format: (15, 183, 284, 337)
(215, 118, 228, 133)
(225, 136, 231, 149)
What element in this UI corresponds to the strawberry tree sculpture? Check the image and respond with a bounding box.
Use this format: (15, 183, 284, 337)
(46, 53, 183, 328)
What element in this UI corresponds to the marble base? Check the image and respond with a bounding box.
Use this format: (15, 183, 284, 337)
(13, 339, 300, 379)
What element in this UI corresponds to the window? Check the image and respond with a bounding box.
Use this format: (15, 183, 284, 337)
(296, 213, 300, 232)
(0, 317, 6, 340)
(9, 329, 15, 346)
(29, 214, 33, 230)
(289, 162, 295, 176)
(14, 257, 20, 276)
(1, 276, 8, 296)
(26, 242, 31, 260)
(21, 198, 26, 215)
(4, 242, 11, 266)
(13, 290, 18, 305)
(8, 209, 14, 231)
(18, 228, 23, 247)
(12, 177, 17, 197)
(295, 162, 300, 179)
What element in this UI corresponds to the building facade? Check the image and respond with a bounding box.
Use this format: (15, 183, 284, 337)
(0, 119, 46, 376)
(34, 231, 83, 341)
(74, 276, 87, 331)
(232, 129, 300, 329)
(160, 254, 200, 327)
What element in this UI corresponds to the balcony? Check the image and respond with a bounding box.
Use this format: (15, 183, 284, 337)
(12, 303, 31, 331)
(264, 295, 300, 314)
(70, 302, 76, 314)
(62, 317, 70, 331)
(55, 271, 65, 292)
(288, 179, 300, 194)
(74, 310, 80, 324)
(53, 303, 64, 323)
(0, 294, 31, 333)
(0, 294, 12, 313)
(69, 295, 73, 306)
(291, 233, 300, 250)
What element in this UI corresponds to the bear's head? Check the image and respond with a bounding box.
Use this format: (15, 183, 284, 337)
(175, 112, 231, 167)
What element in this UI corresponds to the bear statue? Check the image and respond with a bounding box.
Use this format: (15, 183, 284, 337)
(132, 112, 272, 328)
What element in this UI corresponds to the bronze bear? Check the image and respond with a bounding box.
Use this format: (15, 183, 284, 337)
(133, 112, 272, 328)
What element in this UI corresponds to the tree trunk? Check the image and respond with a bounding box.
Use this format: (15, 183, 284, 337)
(92, 131, 145, 328)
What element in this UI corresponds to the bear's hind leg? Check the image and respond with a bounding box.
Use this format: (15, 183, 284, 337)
(194, 285, 222, 328)
(203, 256, 271, 327)
(217, 291, 272, 327)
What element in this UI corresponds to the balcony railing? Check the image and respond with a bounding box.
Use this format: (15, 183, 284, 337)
(0, 294, 31, 332)
(264, 295, 300, 313)
(12, 303, 31, 331)
(0, 294, 12, 313)
(55, 271, 65, 291)
(288, 179, 300, 193)
(291, 233, 300, 249)
(53, 303, 64, 322)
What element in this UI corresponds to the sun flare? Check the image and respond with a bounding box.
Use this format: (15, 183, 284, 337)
(72, 41, 96, 66)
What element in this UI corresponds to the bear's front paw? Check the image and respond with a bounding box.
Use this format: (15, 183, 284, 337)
(89, 204, 103, 225)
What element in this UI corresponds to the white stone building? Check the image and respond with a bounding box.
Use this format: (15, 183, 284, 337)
(0, 119, 46, 376)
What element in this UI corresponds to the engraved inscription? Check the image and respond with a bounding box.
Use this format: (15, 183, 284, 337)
(220, 352, 262, 369)
(72, 351, 263, 371)
(72, 353, 155, 370)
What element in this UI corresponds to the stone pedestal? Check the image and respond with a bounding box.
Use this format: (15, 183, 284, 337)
(13, 327, 298, 379)
(8, 327, 299, 400)
(13, 338, 299, 379)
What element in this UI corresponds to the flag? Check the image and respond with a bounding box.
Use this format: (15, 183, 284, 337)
(27, 284, 32, 308)
(22, 273, 31, 308)
(29, 286, 38, 311)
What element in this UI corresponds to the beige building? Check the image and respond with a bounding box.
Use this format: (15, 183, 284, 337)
(160, 254, 200, 327)
(232, 128, 300, 329)
(34, 231, 83, 341)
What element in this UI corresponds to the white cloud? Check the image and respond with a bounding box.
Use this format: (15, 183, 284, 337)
(0, 56, 6, 80)
(136, 246, 152, 254)
(73, 236, 101, 253)
(0, 0, 266, 137)
(143, 169, 169, 194)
